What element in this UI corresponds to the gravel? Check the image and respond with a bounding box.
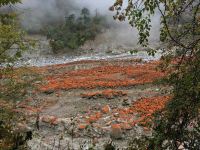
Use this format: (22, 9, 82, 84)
(12, 50, 162, 67)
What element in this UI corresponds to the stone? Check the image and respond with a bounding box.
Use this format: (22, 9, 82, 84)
(178, 144, 185, 150)
(105, 121, 112, 126)
(41, 115, 58, 125)
(34, 81, 42, 84)
(101, 126, 111, 132)
(110, 124, 122, 139)
(102, 116, 111, 122)
(155, 88, 160, 92)
(51, 117, 59, 125)
(88, 115, 98, 123)
(95, 111, 102, 119)
(113, 113, 119, 117)
(143, 127, 150, 132)
(15, 123, 32, 133)
(120, 122, 132, 130)
(59, 118, 71, 124)
(102, 105, 111, 114)
(92, 123, 101, 128)
(78, 124, 88, 130)
(55, 93, 60, 97)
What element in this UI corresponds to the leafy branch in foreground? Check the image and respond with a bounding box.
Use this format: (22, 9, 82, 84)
(0, 1, 38, 149)
(111, 0, 200, 149)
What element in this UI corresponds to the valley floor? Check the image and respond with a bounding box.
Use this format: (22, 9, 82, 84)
(12, 58, 170, 149)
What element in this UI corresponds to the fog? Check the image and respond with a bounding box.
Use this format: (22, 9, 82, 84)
(19, 0, 161, 49)
(19, 0, 115, 31)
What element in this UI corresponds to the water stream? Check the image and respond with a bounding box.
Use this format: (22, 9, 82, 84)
(14, 50, 162, 67)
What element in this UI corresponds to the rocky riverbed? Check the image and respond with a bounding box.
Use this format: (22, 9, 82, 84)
(11, 57, 171, 150)
(15, 50, 162, 67)
(10, 35, 163, 67)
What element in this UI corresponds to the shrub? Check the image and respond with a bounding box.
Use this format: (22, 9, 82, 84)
(45, 8, 107, 52)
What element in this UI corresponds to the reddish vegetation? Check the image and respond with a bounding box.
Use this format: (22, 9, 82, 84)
(79, 96, 171, 130)
(129, 95, 171, 126)
(40, 61, 165, 91)
(81, 89, 127, 99)
(0, 60, 171, 136)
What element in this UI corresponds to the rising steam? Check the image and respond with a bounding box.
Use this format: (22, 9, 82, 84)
(19, 0, 161, 49)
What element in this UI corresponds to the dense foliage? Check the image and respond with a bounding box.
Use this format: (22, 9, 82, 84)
(0, 13, 28, 63)
(0, 0, 21, 6)
(151, 53, 200, 149)
(45, 8, 107, 52)
(111, 0, 200, 149)
(0, 1, 36, 149)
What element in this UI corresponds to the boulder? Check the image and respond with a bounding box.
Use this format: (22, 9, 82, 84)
(110, 124, 122, 139)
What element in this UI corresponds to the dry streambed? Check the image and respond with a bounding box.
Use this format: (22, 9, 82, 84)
(14, 59, 170, 149)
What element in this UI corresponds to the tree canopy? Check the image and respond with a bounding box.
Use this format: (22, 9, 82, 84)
(0, 1, 35, 149)
(45, 8, 107, 52)
(110, 0, 200, 50)
(111, 0, 200, 149)
(0, 0, 21, 6)
(0, 0, 28, 64)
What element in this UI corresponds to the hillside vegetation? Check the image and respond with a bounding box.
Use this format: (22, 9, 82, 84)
(44, 8, 107, 53)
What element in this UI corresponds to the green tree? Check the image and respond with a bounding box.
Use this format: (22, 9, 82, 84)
(46, 8, 107, 52)
(0, 1, 36, 149)
(0, 1, 28, 64)
(0, 0, 21, 6)
(81, 7, 91, 24)
(111, 0, 200, 149)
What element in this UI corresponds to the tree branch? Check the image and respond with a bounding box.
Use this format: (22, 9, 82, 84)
(155, 0, 189, 49)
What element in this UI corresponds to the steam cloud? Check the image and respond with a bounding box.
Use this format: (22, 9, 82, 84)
(19, 0, 161, 49)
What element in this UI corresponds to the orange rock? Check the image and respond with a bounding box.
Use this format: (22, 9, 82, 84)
(78, 124, 88, 130)
(95, 112, 102, 119)
(102, 105, 111, 114)
(87, 115, 98, 123)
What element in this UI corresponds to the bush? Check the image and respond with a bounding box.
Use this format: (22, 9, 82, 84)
(0, 1, 37, 148)
(45, 8, 107, 53)
(150, 53, 200, 149)
(110, 0, 200, 149)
